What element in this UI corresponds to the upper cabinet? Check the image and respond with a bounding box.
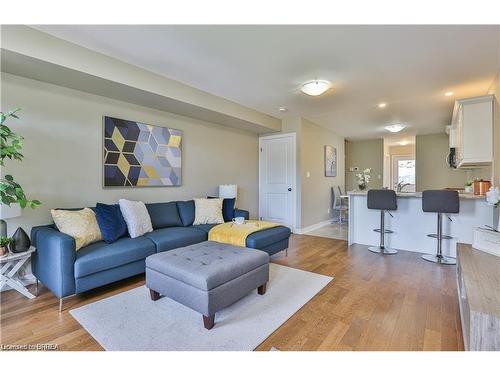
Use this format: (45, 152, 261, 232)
(451, 95, 494, 168)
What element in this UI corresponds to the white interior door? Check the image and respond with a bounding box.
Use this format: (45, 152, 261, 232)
(259, 133, 296, 230)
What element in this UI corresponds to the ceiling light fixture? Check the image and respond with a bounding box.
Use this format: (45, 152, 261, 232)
(444, 91, 454, 97)
(300, 79, 331, 96)
(385, 124, 406, 133)
(378, 102, 387, 108)
(278, 106, 288, 113)
(399, 141, 409, 146)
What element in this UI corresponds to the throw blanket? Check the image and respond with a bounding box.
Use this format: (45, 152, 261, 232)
(208, 220, 280, 247)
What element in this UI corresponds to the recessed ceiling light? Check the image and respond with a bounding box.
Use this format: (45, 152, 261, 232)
(300, 80, 331, 96)
(278, 106, 288, 113)
(378, 102, 387, 108)
(385, 124, 406, 133)
(445, 91, 454, 97)
(399, 141, 409, 146)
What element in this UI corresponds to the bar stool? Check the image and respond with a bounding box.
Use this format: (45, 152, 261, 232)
(421, 190, 459, 265)
(367, 189, 398, 255)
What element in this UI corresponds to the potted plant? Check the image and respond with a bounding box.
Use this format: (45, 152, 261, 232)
(356, 168, 372, 191)
(0, 236, 12, 257)
(464, 180, 473, 193)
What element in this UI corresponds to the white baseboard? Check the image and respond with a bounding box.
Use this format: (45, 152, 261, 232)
(294, 219, 332, 235)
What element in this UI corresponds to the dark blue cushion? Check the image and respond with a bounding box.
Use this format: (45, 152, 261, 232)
(145, 226, 207, 252)
(176, 200, 195, 227)
(95, 203, 128, 243)
(74, 236, 156, 278)
(207, 197, 236, 222)
(246, 226, 291, 249)
(146, 202, 183, 229)
(192, 224, 218, 233)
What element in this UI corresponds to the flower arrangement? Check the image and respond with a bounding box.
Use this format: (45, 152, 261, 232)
(486, 186, 500, 207)
(356, 168, 372, 191)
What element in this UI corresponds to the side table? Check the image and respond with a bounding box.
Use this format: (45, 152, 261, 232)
(0, 247, 36, 299)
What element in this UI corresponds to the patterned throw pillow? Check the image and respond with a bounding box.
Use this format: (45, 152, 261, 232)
(51, 208, 103, 250)
(193, 198, 225, 225)
(118, 199, 153, 238)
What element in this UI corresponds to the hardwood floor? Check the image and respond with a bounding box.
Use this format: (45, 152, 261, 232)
(0, 234, 463, 351)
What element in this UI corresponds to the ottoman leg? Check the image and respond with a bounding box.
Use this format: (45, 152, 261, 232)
(258, 283, 267, 295)
(149, 289, 160, 301)
(203, 314, 215, 330)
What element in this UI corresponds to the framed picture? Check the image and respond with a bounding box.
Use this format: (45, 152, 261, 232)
(103, 116, 182, 187)
(324, 145, 337, 177)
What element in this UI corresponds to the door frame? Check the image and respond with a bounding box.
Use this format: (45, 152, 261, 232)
(258, 132, 297, 232)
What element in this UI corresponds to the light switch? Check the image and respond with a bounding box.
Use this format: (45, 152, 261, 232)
(306, 171, 311, 178)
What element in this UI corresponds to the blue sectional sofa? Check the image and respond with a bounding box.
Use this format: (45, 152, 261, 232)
(30, 200, 291, 305)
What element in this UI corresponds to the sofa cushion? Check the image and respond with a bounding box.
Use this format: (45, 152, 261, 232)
(246, 226, 291, 249)
(207, 197, 236, 222)
(145, 227, 207, 253)
(146, 241, 269, 290)
(176, 200, 195, 227)
(95, 203, 128, 243)
(146, 202, 183, 229)
(119, 199, 153, 238)
(74, 236, 156, 278)
(51, 208, 103, 250)
(193, 198, 224, 225)
(192, 224, 218, 233)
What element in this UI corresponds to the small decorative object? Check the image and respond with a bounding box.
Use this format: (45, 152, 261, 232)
(464, 180, 473, 193)
(486, 186, 500, 231)
(324, 146, 337, 177)
(0, 203, 21, 238)
(9, 227, 31, 253)
(0, 236, 12, 257)
(103, 116, 182, 187)
(219, 184, 238, 199)
(356, 168, 372, 191)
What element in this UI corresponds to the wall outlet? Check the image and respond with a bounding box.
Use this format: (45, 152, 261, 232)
(349, 167, 359, 172)
(327, 208, 331, 214)
(306, 171, 311, 178)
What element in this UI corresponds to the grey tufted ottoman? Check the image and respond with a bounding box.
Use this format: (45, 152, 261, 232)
(145, 241, 269, 329)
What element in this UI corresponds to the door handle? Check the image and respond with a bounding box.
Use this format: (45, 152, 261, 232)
(288, 188, 292, 192)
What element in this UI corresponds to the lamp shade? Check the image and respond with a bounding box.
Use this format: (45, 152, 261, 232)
(0, 203, 21, 219)
(219, 184, 237, 199)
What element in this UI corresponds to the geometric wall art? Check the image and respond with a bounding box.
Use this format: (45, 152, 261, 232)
(324, 145, 337, 177)
(103, 116, 182, 187)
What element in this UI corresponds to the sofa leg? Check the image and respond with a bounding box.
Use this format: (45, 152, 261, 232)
(59, 298, 63, 313)
(258, 283, 267, 295)
(149, 289, 160, 301)
(285, 248, 288, 257)
(203, 314, 215, 330)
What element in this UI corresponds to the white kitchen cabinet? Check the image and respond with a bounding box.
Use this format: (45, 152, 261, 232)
(451, 95, 494, 168)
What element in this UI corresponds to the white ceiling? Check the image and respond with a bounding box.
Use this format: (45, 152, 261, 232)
(33, 25, 500, 139)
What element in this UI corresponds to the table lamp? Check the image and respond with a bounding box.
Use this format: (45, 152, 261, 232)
(0, 203, 21, 237)
(219, 184, 238, 200)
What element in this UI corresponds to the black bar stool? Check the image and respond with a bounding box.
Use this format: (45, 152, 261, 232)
(367, 189, 398, 255)
(421, 190, 459, 265)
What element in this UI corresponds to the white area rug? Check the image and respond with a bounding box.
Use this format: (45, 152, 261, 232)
(70, 264, 332, 351)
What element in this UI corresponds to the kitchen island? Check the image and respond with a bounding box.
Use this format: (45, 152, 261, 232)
(348, 191, 495, 257)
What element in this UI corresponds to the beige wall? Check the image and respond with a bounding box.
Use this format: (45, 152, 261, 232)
(300, 118, 345, 228)
(1, 73, 259, 236)
(345, 139, 384, 191)
(415, 133, 467, 190)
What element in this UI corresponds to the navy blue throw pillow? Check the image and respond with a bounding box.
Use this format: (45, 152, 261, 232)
(207, 197, 236, 222)
(95, 203, 128, 243)
(176, 200, 195, 227)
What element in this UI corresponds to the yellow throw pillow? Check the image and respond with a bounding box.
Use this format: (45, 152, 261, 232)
(193, 198, 225, 225)
(51, 208, 103, 250)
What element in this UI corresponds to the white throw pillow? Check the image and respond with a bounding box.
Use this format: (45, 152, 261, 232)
(193, 198, 225, 225)
(118, 199, 153, 238)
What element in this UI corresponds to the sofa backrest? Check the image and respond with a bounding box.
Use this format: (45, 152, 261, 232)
(145, 202, 183, 229)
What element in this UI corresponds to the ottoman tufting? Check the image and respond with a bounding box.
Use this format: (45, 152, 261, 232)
(145, 241, 270, 329)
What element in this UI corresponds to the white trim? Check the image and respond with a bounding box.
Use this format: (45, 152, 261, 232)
(294, 220, 332, 235)
(259, 132, 297, 232)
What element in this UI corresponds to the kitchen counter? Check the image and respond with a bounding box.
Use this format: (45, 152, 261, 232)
(348, 191, 495, 256)
(348, 190, 486, 200)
